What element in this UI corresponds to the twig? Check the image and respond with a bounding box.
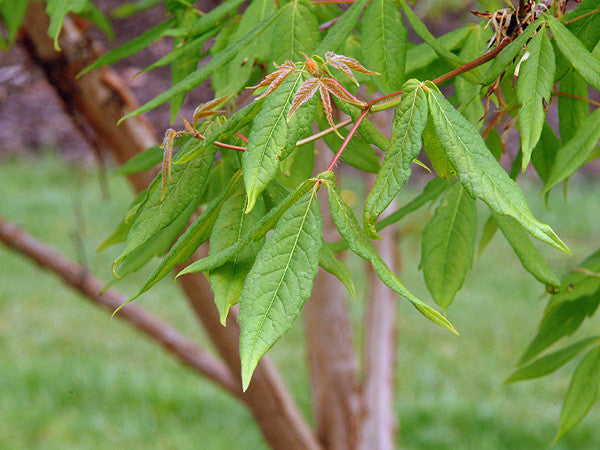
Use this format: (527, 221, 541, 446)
(564, 8, 600, 25)
(296, 118, 353, 146)
(319, 16, 341, 32)
(325, 109, 369, 171)
(554, 91, 600, 108)
(0, 215, 241, 398)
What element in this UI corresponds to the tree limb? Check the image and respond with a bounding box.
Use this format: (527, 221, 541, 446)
(0, 215, 241, 397)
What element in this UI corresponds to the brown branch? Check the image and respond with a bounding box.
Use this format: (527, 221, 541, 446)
(554, 91, 600, 108)
(0, 216, 241, 397)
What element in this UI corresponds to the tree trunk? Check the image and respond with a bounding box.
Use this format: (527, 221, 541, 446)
(18, 4, 320, 448)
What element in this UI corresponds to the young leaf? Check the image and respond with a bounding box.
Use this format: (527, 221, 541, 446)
(426, 85, 569, 254)
(177, 97, 266, 164)
(243, 72, 308, 212)
(554, 346, 600, 443)
(361, 0, 406, 94)
(364, 79, 428, 238)
(558, 71, 589, 144)
(313, 0, 369, 57)
(321, 172, 457, 334)
(506, 336, 600, 384)
(270, 0, 319, 65)
(543, 107, 600, 195)
(494, 214, 560, 287)
(239, 187, 322, 391)
(517, 27, 555, 171)
(420, 182, 477, 310)
(548, 16, 600, 92)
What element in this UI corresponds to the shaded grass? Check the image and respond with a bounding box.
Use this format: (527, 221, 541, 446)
(1, 154, 599, 448)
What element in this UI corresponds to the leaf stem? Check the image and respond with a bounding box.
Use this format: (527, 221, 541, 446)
(189, 130, 247, 151)
(325, 109, 369, 172)
(563, 8, 600, 26)
(296, 118, 353, 146)
(554, 91, 600, 108)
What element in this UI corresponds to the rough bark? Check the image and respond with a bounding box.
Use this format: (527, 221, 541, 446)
(360, 223, 399, 449)
(304, 150, 363, 449)
(0, 216, 240, 397)
(18, 4, 320, 449)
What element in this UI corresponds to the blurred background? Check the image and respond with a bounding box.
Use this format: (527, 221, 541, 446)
(1, 0, 600, 448)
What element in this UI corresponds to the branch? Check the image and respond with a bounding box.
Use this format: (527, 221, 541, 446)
(0, 215, 241, 397)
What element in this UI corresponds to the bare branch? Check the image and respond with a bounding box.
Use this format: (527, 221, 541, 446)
(0, 215, 241, 397)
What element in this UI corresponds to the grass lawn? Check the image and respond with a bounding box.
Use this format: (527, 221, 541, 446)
(1, 153, 599, 448)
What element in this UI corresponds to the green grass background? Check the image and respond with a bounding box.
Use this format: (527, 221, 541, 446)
(1, 154, 599, 448)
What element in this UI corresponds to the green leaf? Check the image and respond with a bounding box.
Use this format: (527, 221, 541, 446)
(319, 243, 356, 299)
(494, 214, 560, 287)
(516, 27, 555, 170)
(558, 71, 589, 144)
(313, 0, 369, 56)
(520, 293, 600, 364)
(243, 72, 308, 212)
(46, 0, 113, 50)
(209, 182, 265, 324)
(222, 0, 276, 95)
(455, 27, 485, 127)
(478, 214, 498, 256)
(131, 172, 243, 300)
(0, 0, 28, 43)
(420, 183, 476, 310)
(80, 19, 176, 76)
(361, 0, 406, 94)
(422, 114, 455, 179)
(119, 6, 286, 121)
(270, 0, 319, 65)
(547, 248, 600, 312)
(426, 85, 569, 254)
(405, 26, 472, 75)
(548, 15, 600, 92)
(321, 172, 457, 334)
(506, 336, 600, 384)
(239, 187, 322, 390)
(114, 145, 163, 175)
(530, 122, 560, 184)
(479, 19, 542, 86)
(111, 0, 163, 18)
(189, 0, 245, 37)
(178, 179, 317, 276)
(364, 79, 428, 238)
(376, 177, 449, 231)
(399, 0, 478, 84)
(555, 0, 600, 79)
(554, 346, 600, 443)
(543, 107, 600, 195)
(278, 141, 315, 190)
(113, 140, 218, 275)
